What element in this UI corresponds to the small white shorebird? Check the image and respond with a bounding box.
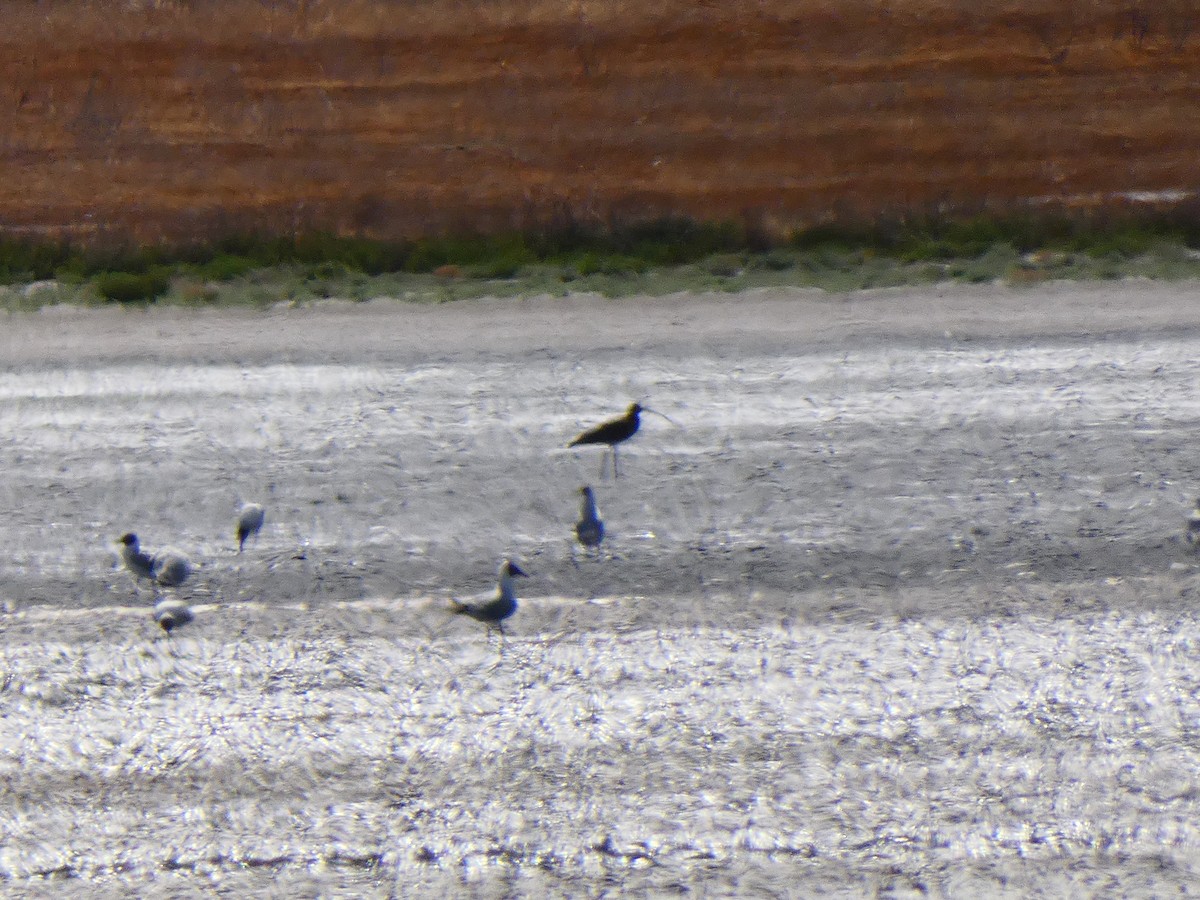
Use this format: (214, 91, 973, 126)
(118, 532, 193, 592)
(575, 486, 605, 552)
(451, 559, 529, 638)
(1187, 498, 1200, 546)
(236, 503, 266, 553)
(152, 597, 194, 633)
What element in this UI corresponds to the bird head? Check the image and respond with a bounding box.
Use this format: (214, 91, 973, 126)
(503, 560, 529, 578)
(118, 533, 139, 548)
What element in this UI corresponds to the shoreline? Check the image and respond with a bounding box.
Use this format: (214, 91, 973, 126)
(5, 279, 1200, 369)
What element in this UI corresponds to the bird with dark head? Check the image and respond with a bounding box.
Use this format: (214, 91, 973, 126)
(119, 532, 156, 582)
(153, 597, 194, 633)
(575, 486, 605, 551)
(1187, 498, 1200, 546)
(451, 559, 529, 636)
(118, 532, 192, 591)
(236, 503, 265, 553)
(568, 403, 644, 478)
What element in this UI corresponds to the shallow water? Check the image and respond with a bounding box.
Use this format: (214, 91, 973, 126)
(3, 300, 1200, 895)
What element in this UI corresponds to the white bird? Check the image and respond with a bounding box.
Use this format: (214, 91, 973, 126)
(1187, 498, 1200, 546)
(152, 597, 194, 633)
(575, 486, 605, 551)
(236, 503, 266, 553)
(118, 533, 192, 591)
(450, 559, 529, 636)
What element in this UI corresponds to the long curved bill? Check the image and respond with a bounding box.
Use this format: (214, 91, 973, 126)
(641, 406, 681, 427)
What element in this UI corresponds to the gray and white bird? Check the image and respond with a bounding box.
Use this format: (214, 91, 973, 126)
(152, 597, 194, 633)
(118, 533, 192, 591)
(1187, 498, 1200, 546)
(236, 503, 266, 553)
(451, 559, 529, 636)
(575, 486, 605, 551)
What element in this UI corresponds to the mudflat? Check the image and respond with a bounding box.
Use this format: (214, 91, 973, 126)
(3, 281, 1200, 895)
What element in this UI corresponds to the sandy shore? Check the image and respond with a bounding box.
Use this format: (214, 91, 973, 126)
(5, 279, 1200, 368)
(4, 279, 1200, 894)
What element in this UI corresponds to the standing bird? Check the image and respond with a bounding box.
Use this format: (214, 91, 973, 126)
(568, 403, 646, 479)
(451, 559, 529, 637)
(1187, 498, 1200, 546)
(152, 597, 194, 633)
(236, 502, 266, 553)
(118, 533, 192, 592)
(575, 486, 605, 551)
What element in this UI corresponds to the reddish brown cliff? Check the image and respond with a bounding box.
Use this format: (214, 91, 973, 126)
(1, 0, 1197, 246)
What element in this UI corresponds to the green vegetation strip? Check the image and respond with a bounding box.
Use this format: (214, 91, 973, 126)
(3, 215, 1200, 310)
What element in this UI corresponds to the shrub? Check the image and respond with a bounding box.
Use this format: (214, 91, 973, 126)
(609, 218, 747, 266)
(405, 234, 536, 276)
(306, 261, 347, 280)
(469, 246, 536, 279)
(198, 254, 258, 280)
(94, 269, 171, 303)
(576, 252, 647, 276)
(704, 254, 743, 277)
(751, 251, 795, 271)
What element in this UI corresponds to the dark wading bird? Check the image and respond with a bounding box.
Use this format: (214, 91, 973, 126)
(451, 559, 529, 639)
(152, 597, 194, 633)
(118, 533, 192, 594)
(568, 402, 669, 478)
(575, 486, 605, 552)
(236, 502, 266, 553)
(1187, 498, 1200, 546)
